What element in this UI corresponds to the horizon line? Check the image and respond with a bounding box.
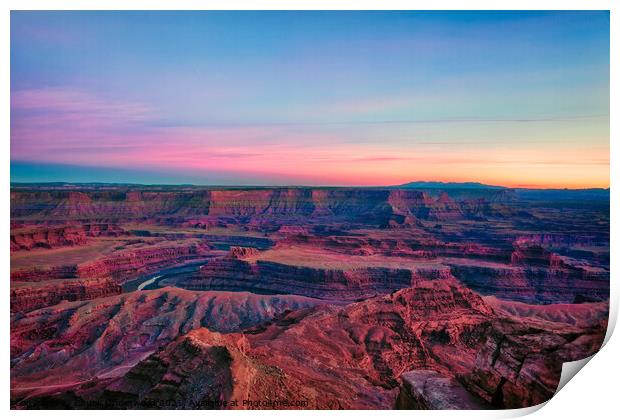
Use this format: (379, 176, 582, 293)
(9, 181, 611, 191)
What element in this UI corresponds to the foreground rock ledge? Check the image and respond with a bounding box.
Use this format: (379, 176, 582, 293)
(396, 370, 489, 409)
(10, 280, 607, 410)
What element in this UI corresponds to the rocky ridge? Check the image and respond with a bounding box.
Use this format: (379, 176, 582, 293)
(10, 280, 607, 409)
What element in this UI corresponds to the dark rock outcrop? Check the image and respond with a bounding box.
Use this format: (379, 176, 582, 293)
(396, 370, 489, 409)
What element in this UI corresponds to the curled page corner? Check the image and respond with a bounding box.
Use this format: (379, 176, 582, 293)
(554, 354, 595, 396)
(495, 401, 549, 419)
(498, 355, 598, 418)
(603, 294, 618, 347)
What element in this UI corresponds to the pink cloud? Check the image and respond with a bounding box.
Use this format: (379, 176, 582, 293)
(10, 87, 609, 188)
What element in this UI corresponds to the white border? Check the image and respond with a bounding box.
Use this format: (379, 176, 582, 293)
(2, 2, 616, 419)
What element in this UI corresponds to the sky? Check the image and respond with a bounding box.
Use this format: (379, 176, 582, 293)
(10, 11, 610, 187)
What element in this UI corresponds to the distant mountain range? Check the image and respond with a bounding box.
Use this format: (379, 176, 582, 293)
(397, 181, 506, 189)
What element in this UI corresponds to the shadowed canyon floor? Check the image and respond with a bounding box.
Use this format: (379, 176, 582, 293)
(10, 185, 610, 409)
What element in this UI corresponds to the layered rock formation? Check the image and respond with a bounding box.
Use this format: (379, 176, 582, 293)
(279, 233, 505, 260)
(178, 256, 454, 301)
(10, 241, 215, 313)
(11, 223, 127, 251)
(11, 187, 517, 224)
(76, 242, 212, 281)
(228, 246, 260, 259)
(11, 278, 121, 313)
(449, 259, 610, 304)
(9, 185, 610, 410)
(10, 288, 323, 399)
(10, 280, 606, 409)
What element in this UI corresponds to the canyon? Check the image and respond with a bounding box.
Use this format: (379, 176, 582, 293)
(10, 184, 610, 409)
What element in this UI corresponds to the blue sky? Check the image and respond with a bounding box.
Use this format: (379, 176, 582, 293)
(10, 11, 610, 187)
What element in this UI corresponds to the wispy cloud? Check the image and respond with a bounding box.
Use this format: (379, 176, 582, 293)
(12, 88, 152, 122)
(10, 86, 609, 188)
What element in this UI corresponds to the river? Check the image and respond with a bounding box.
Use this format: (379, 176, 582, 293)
(137, 275, 162, 291)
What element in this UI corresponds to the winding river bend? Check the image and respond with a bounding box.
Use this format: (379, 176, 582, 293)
(122, 259, 217, 293)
